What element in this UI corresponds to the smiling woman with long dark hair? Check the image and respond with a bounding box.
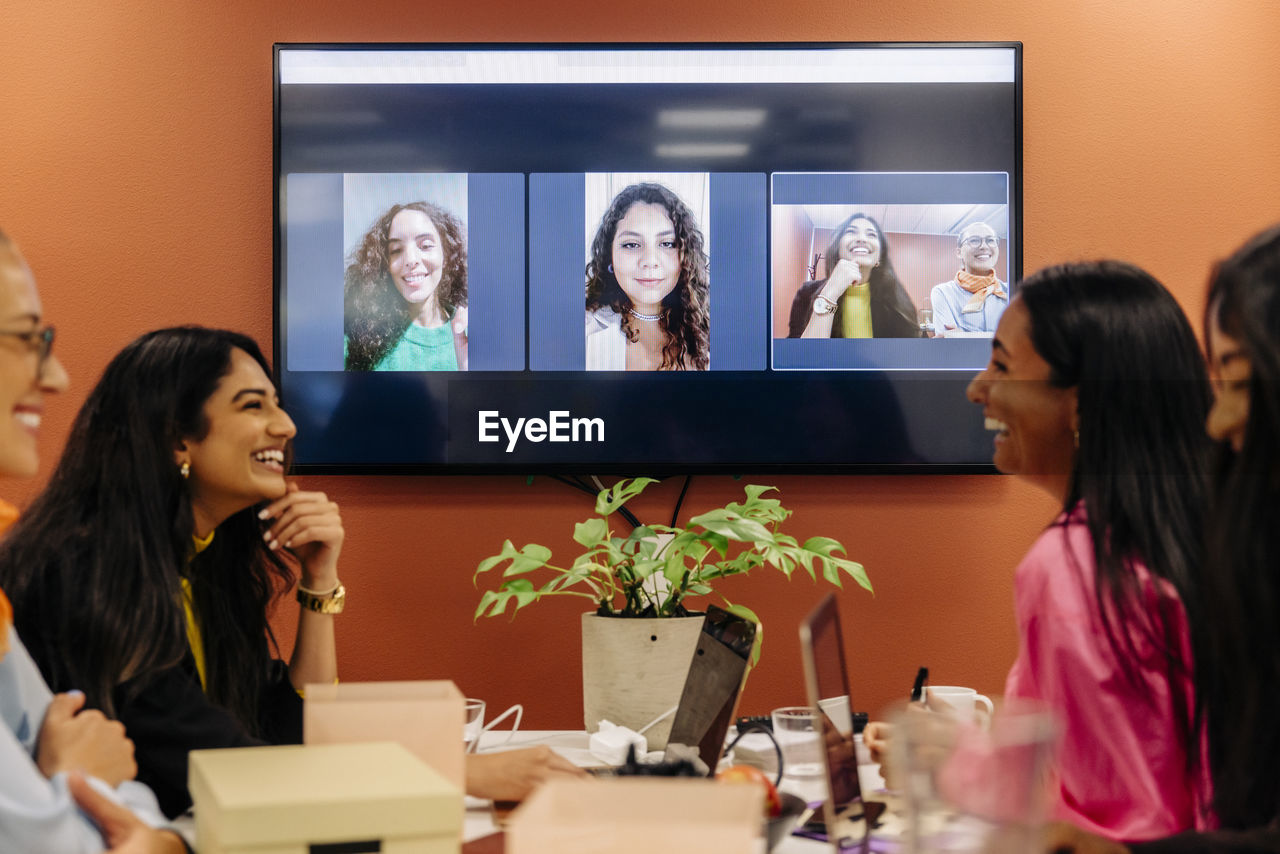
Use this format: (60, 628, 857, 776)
(787, 211, 921, 339)
(0, 327, 345, 818)
(963, 261, 1213, 840)
(0, 325, 580, 820)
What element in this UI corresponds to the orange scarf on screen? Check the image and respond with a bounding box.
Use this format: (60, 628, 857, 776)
(956, 270, 1007, 314)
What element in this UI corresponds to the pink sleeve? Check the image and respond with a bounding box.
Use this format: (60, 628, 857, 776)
(1011, 525, 1199, 841)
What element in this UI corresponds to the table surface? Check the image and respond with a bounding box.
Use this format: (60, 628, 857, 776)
(468, 729, 883, 853)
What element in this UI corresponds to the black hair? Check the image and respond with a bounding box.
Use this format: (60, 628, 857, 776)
(584, 182, 710, 370)
(0, 327, 293, 733)
(1020, 261, 1212, 749)
(820, 212, 920, 339)
(1196, 224, 1280, 827)
(344, 201, 468, 371)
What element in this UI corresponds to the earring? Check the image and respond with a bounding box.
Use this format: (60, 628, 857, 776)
(1073, 430, 1080, 449)
(180, 461, 191, 479)
(608, 264, 613, 274)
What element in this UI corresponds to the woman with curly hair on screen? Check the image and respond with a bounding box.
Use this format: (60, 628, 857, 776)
(787, 211, 922, 339)
(585, 182, 710, 371)
(344, 201, 469, 371)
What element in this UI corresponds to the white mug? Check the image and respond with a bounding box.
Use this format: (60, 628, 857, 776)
(818, 695, 853, 737)
(464, 698, 523, 754)
(925, 686, 993, 724)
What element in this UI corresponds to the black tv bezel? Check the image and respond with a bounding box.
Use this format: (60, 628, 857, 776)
(272, 41, 1021, 476)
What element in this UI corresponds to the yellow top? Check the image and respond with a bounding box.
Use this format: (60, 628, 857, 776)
(182, 530, 216, 690)
(838, 283, 874, 338)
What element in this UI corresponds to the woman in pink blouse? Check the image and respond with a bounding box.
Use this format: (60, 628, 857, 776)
(964, 260, 1213, 840)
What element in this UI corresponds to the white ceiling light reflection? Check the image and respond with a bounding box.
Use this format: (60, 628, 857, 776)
(656, 108, 767, 129)
(655, 142, 749, 158)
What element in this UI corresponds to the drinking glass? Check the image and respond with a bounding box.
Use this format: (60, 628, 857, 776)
(771, 706, 823, 778)
(893, 699, 1057, 854)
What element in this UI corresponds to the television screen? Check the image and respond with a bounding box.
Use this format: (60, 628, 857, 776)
(275, 43, 1021, 473)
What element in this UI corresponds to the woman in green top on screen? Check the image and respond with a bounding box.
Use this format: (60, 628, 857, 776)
(344, 201, 469, 371)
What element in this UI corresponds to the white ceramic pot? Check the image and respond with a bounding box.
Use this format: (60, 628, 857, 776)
(580, 612, 705, 750)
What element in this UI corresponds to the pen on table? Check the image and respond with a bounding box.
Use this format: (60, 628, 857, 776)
(910, 666, 929, 702)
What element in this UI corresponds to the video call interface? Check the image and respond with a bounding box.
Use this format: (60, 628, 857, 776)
(276, 45, 1021, 470)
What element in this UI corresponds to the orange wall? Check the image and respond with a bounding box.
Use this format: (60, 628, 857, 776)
(4, 1, 1280, 726)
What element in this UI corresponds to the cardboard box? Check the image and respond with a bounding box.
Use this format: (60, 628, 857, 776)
(305, 680, 465, 791)
(506, 777, 763, 854)
(190, 742, 462, 854)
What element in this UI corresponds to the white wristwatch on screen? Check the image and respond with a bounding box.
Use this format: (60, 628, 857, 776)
(813, 295, 838, 315)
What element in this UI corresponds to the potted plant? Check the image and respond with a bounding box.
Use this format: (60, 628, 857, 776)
(474, 478, 871, 747)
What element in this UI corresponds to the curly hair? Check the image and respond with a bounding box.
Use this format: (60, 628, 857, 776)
(585, 183, 710, 370)
(344, 201, 467, 371)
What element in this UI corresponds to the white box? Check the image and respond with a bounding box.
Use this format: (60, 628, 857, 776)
(507, 777, 762, 854)
(304, 680, 465, 791)
(190, 742, 461, 854)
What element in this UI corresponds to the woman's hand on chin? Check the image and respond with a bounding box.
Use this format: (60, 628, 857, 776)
(821, 258, 864, 301)
(258, 482, 344, 587)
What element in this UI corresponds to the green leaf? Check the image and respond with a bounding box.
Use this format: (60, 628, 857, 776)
(573, 518, 608, 548)
(742, 484, 779, 503)
(595, 477, 659, 516)
(501, 543, 554, 578)
(722, 601, 764, 669)
(688, 508, 775, 543)
(503, 578, 538, 609)
(631, 557, 664, 581)
(475, 540, 521, 577)
(801, 536, 847, 557)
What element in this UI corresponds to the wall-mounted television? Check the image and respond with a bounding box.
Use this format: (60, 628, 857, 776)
(274, 42, 1021, 473)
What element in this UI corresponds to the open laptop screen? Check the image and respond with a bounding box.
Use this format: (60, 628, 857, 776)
(799, 593, 867, 850)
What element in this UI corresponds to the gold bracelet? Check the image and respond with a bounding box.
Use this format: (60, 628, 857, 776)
(297, 579, 341, 597)
(297, 582, 345, 614)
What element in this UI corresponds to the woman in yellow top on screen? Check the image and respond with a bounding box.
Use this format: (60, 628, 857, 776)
(788, 212, 922, 339)
(585, 183, 710, 371)
(344, 201, 469, 372)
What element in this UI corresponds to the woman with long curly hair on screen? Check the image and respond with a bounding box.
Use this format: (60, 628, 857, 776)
(787, 211, 921, 339)
(344, 201, 468, 371)
(585, 182, 710, 371)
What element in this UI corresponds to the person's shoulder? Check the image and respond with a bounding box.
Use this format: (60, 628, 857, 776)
(1017, 508, 1096, 598)
(586, 306, 621, 332)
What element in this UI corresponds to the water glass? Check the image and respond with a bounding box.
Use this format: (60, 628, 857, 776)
(771, 706, 822, 778)
(893, 699, 1057, 854)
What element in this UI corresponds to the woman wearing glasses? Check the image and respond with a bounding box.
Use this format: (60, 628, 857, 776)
(0, 231, 185, 852)
(928, 222, 1009, 338)
(787, 212, 922, 339)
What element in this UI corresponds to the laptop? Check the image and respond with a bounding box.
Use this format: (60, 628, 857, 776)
(799, 593, 878, 852)
(662, 603, 757, 774)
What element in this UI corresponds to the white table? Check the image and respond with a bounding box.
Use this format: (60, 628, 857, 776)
(466, 729, 874, 852)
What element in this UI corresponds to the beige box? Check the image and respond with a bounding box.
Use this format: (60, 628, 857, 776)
(305, 680, 465, 791)
(190, 742, 462, 854)
(507, 777, 763, 854)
